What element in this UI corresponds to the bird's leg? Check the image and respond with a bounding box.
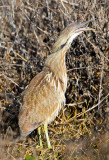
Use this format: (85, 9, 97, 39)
(38, 126, 43, 147)
(44, 123, 52, 149)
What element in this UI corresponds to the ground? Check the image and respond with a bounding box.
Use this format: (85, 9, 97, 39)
(0, 0, 109, 159)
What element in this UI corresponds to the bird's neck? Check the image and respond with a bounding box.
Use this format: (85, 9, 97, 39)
(45, 49, 67, 92)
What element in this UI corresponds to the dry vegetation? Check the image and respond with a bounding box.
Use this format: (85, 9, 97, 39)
(0, 0, 109, 159)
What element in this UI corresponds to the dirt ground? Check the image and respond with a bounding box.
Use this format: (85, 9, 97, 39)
(0, 0, 109, 159)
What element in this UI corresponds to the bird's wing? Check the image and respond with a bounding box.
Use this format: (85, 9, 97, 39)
(19, 69, 65, 136)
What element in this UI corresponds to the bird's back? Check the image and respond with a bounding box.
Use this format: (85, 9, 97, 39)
(19, 67, 65, 136)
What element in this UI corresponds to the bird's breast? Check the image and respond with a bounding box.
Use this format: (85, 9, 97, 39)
(46, 71, 67, 95)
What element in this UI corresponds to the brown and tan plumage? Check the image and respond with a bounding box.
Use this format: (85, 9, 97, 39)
(19, 20, 92, 148)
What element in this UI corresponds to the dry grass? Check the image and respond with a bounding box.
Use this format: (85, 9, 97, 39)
(0, 0, 109, 159)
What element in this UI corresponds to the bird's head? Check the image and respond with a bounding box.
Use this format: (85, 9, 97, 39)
(52, 20, 94, 53)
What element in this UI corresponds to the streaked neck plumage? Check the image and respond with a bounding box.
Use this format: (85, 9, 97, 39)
(44, 20, 92, 92)
(45, 43, 70, 92)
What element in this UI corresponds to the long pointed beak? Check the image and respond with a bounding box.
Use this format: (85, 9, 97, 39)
(77, 27, 95, 32)
(75, 19, 95, 32)
(76, 20, 92, 27)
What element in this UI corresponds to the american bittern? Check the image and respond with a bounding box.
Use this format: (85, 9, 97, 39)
(19, 20, 92, 148)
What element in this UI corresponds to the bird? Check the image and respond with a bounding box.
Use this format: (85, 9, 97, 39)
(18, 20, 93, 148)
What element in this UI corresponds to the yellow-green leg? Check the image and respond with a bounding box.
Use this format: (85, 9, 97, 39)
(38, 126, 43, 147)
(44, 123, 52, 149)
